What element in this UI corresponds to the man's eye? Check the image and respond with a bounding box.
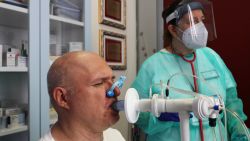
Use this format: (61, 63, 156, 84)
(94, 82, 104, 87)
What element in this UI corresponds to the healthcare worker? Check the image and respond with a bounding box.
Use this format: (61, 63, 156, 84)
(131, 0, 249, 141)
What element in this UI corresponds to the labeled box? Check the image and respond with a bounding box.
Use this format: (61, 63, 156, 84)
(0, 108, 3, 117)
(0, 45, 2, 67)
(6, 52, 16, 67)
(4, 107, 21, 116)
(8, 113, 25, 128)
(68, 42, 82, 52)
(17, 56, 28, 67)
(0, 116, 7, 129)
(50, 44, 62, 56)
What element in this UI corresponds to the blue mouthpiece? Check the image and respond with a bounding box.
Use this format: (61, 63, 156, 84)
(112, 100, 125, 111)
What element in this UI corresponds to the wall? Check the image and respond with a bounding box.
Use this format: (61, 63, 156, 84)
(84, 0, 137, 140)
(137, 0, 158, 69)
(137, 0, 164, 69)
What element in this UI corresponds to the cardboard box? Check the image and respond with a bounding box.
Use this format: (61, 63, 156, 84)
(8, 113, 25, 128)
(0, 45, 2, 67)
(17, 56, 28, 67)
(0, 108, 3, 117)
(0, 116, 7, 129)
(3, 47, 19, 67)
(68, 42, 82, 52)
(6, 52, 16, 67)
(4, 107, 21, 116)
(50, 44, 61, 56)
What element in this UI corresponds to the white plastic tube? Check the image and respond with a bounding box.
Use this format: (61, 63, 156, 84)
(179, 111, 191, 141)
(226, 108, 250, 141)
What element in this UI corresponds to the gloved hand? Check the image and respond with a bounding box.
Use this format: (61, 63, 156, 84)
(158, 112, 193, 122)
(230, 127, 250, 141)
(231, 134, 248, 141)
(158, 112, 180, 122)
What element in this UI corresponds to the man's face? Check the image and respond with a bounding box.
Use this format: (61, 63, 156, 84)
(67, 56, 120, 132)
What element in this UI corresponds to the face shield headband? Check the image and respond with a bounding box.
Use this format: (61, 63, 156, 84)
(166, 2, 204, 24)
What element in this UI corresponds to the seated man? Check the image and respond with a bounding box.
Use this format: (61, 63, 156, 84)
(40, 51, 125, 141)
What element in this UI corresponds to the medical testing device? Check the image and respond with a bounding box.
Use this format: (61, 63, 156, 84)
(108, 75, 249, 141)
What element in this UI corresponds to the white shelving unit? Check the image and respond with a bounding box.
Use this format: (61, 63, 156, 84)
(50, 15, 84, 27)
(0, 2, 28, 29)
(0, 1, 31, 140)
(0, 67, 28, 72)
(1, 0, 87, 140)
(46, 0, 84, 129)
(0, 2, 28, 13)
(0, 125, 28, 137)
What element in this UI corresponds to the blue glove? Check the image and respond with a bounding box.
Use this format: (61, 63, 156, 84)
(158, 112, 193, 122)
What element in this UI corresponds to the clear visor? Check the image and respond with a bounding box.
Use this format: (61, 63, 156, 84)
(166, 0, 217, 41)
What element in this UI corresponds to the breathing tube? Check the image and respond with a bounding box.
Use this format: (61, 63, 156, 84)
(225, 108, 250, 141)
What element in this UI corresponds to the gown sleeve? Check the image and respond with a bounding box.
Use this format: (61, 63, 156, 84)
(207, 48, 248, 140)
(131, 62, 174, 135)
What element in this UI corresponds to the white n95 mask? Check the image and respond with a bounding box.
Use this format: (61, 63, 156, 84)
(181, 22, 208, 50)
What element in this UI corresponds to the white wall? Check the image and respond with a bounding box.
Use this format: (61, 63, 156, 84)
(137, 0, 163, 69)
(84, 0, 137, 140)
(137, 0, 157, 69)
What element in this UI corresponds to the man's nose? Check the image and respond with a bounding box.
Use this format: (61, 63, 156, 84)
(113, 87, 121, 97)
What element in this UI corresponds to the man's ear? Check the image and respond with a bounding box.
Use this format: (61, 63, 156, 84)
(53, 87, 70, 109)
(168, 24, 178, 38)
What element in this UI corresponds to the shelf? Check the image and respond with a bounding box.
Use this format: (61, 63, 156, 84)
(0, 125, 28, 136)
(50, 15, 84, 27)
(0, 67, 28, 72)
(0, 2, 28, 13)
(0, 2, 28, 29)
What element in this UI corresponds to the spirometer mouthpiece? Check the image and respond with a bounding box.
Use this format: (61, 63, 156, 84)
(112, 100, 125, 112)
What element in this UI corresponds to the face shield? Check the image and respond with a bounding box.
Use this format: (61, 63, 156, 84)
(166, 0, 217, 48)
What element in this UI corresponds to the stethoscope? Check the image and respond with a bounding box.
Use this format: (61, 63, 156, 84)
(179, 52, 205, 141)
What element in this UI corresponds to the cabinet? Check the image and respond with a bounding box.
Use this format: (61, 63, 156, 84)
(0, 0, 134, 140)
(48, 0, 84, 126)
(49, 0, 84, 64)
(0, 1, 29, 140)
(40, 0, 85, 137)
(0, 0, 84, 140)
(0, 1, 40, 141)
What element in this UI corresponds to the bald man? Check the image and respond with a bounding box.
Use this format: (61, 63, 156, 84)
(40, 51, 125, 141)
